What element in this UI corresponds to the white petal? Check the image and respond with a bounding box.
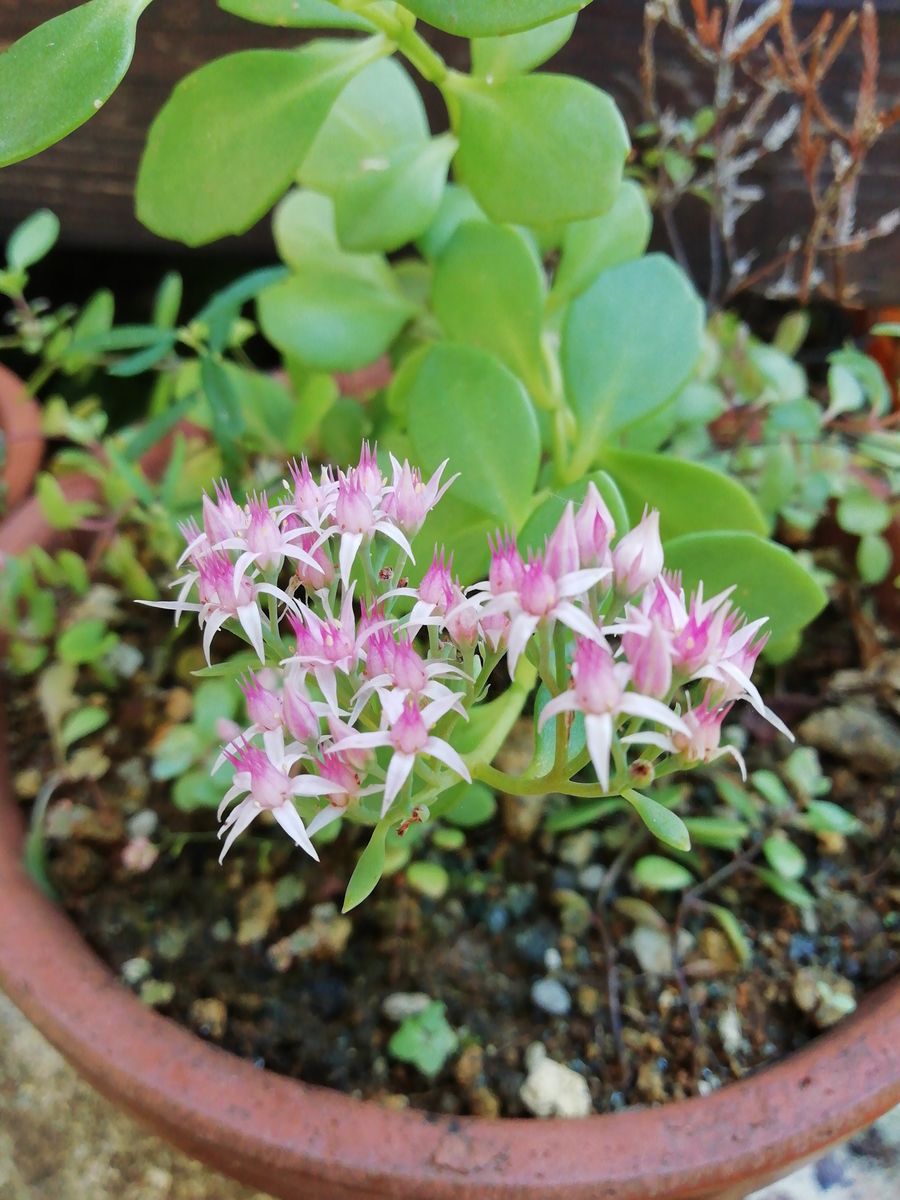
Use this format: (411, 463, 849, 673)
(584, 713, 613, 792)
(506, 613, 539, 677)
(216, 781, 246, 821)
(537, 690, 580, 731)
(339, 532, 364, 587)
(558, 567, 611, 598)
(423, 737, 471, 782)
(272, 802, 319, 861)
(620, 731, 674, 752)
(376, 520, 415, 562)
(237, 603, 266, 663)
(382, 752, 415, 815)
(201, 609, 230, 665)
(618, 693, 689, 734)
(555, 601, 604, 643)
(217, 800, 259, 862)
(333, 730, 390, 753)
(307, 805, 344, 838)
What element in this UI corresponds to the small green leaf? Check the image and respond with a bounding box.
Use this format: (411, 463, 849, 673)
(388, 1000, 458, 1080)
(219, 0, 377, 29)
(406, 344, 540, 526)
(432, 827, 466, 851)
(35, 474, 85, 531)
(706, 903, 751, 967)
(343, 819, 390, 911)
(201, 357, 246, 447)
(193, 679, 241, 739)
(450, 72, 628, 227)
(663, 532, 827, 643)
(805, 800, 861, 836)
(750, 769, 793, 810)
(406, 861, 450, 900)
(471, 14, 577, 77)
(57, 619, 118, 665)
(151, 727, 203, 782)
(431, 221, 550, 404)
(6, 209, 60, 270)
(632, 854, 695, 891)
(173, 768, 224, 811)
(55, 551, 90, 596)
(443, 783, 497, 828)
(137, 39, 381, 245)
(0, 0, 149, 168)
(762, 835, 806, 881)
(549, 180, 652, 309)
(756, 867, 814, 910)
(60, 706, 109, 751)
(545, 797, 623, 833)
(562, 255, 703, 466)
(837, 489, 891, 536)
(683, 817, 749, 851)
(624, 789, 691, 851)
(857, 533, 893, 585)
(404, 1, 586, 36)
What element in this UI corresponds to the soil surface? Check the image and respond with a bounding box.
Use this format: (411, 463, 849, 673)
(4, 592, 899, 1119)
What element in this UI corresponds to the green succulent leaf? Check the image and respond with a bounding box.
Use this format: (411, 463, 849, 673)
(136, 39, 382, 245)
(562, 254, 704, 469)
(416, 184, 485, 259)
(0, 0, 150, 168)
(663, 531, 827, 642)
(219, 0, 378, 29)
(599, 448, 767, 540)
(450, 73, 628, 227)
(300, 57, 428, 194)
(762, 835, 807, 881)
(388, 1001, 458, 1079)
(706, 903, 751, 966)
(441, 783, 498, 828)
(403, 0, 588, 36)
(632, 854, 695, 891)
(431, 222, 549, 403)
(334, 134, 457, 252)
(756, 867, 815, 910)
(406, 343, 541, 527)
(470, 14, 577, 77)
(624, 789, 691, 852)
(60, 706, 110, 752)
(6, 210, 61, 271)
(549, 180, 652, 309)
(260, 191, 415, 371)
(343, 818, 390, 911)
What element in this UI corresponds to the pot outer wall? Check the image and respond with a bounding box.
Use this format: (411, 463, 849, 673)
(0, 494, 898, 1200)
(0, 363, 43, 514)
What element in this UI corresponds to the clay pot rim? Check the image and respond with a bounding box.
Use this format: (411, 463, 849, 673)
(0, 502, 898, 1199)
(0, 362, 44, 513)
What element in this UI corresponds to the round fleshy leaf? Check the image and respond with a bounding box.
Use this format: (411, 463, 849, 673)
(0, 0, 150, 167)
(562, 254, 703, 471)
(402, 0, 588, 36)
(136, 40, 380, 245)
(451, 73, 628, 227)
(219, 0, 378, 29)
(470, 14, 577, 77)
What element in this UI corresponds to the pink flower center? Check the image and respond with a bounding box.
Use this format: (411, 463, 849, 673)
(519, 559, 558, 617)
(391, 701, 429, 756)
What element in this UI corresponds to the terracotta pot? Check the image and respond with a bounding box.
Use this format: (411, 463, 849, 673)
(0, 363, 44, 515)
(1, 498, 898, 1200)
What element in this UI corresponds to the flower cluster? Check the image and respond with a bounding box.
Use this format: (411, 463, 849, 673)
(149, 450, 790, 867)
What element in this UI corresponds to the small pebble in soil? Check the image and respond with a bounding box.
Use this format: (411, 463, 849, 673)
(121, 956, 151, 985)
(139, 979, 175, 1007)
(577, 864, 606, 892)
(519, 1043, 592, 1118)
(236, 880, 278, 946)
(382, 993, 432, 1022)
(190, 997, 228, 1039)
(126, 808, 158, 839)
(515, 924, 556, 967)
(531, 978, 572, 1017)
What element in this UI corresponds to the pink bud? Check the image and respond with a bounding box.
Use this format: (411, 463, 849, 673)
(575, 483, 615, 566)
(625, 622, 673, 699)
(364, 626, 396, 679)
(671, 694, 729, 764)
(241, 673, 283, 731)
(282, 675, 319, 743)
(488, 533, 524, 596)
(289, 457, 322, 515)
(317, 751, 360, 801)
(353, 442, 385, 502)
(480, 609, 509, 651)
(327, 716, 372, 771)
(225, 742, 291, 810)
(286, 522, 335, 590)
(518, 556, 558, 617)
(612, 509, 664, 597)
(418, 549, 455, 613)
(446, 590, 480, 646)
(545, 503, 580, 578)
(335, 475, 375, 535)
(245, 495, 283, 572)
(391, 638, 429, 693)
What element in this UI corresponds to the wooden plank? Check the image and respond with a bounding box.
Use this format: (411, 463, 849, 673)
(0, 1, 898, 302)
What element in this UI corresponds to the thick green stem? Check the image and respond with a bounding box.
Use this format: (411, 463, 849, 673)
(335, 0, 449, 86)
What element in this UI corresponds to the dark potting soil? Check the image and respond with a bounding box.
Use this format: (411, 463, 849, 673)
(4, 597, 899, 1118)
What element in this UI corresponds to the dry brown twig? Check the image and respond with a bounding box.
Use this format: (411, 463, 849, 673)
(638, 0, 900, 308)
